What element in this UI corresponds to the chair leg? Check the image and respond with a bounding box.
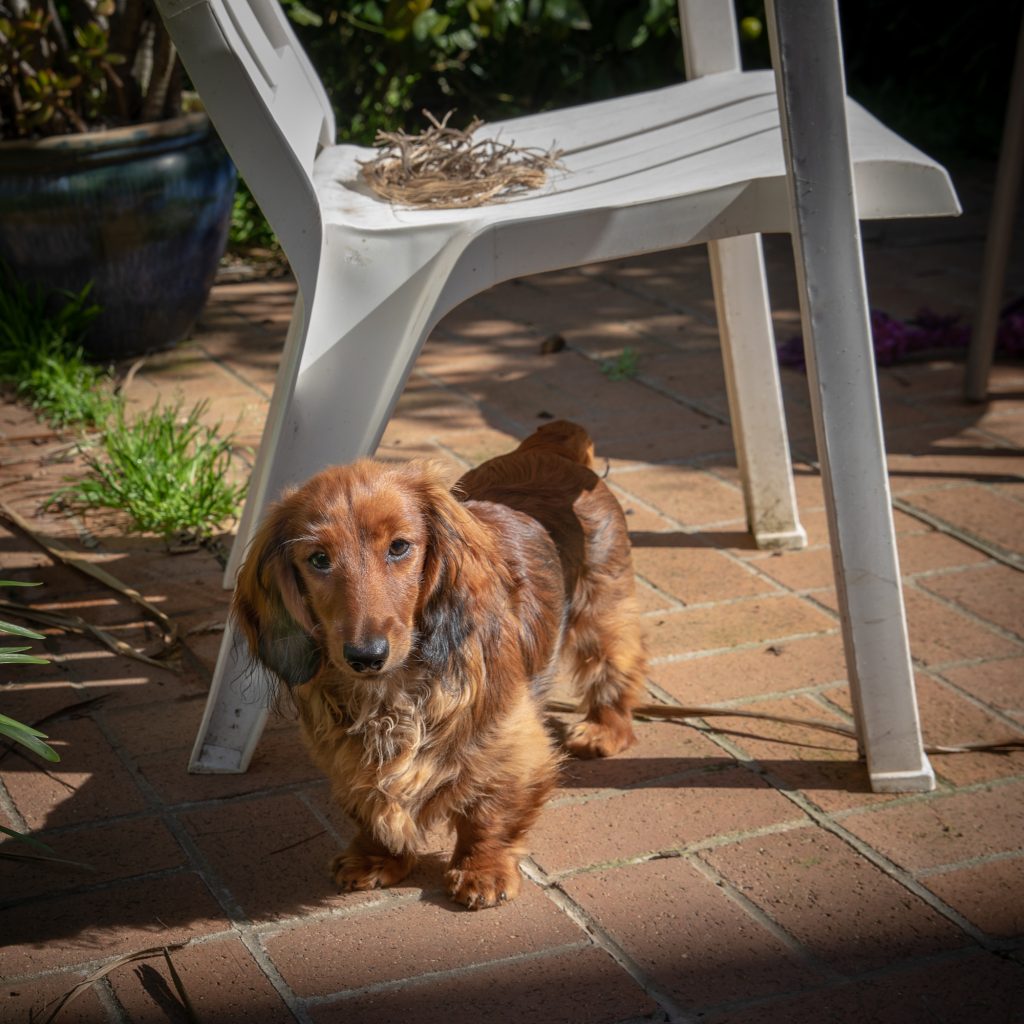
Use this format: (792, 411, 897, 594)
(766, 0, 934, 792)
(188, 621, 270, 772)
(190, 258, 457, 773)
(709, 235, 807, 550)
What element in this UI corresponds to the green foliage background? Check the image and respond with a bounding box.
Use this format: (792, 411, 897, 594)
(291, 0, 688, 143)
(282, 0, 1021, 160)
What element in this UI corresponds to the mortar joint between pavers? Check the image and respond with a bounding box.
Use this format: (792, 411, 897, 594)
(1, 925, 239, 986)
(163, 778, 330, 818)
(541, 817, 816, 885)
(571, 266, 718, 328)
(194, 341, 274, 402)
(0, 864, 192, 913)
(923, 665, 1024, 735)
(830, 771, 1024, 822)
(893, 496, 1024, 572)
(299, 939, 594, 1009)
(904, 576, 1024, 649)
(631, 574, 686, 612)
(686, 848, 846, 983)
(294, 788, 350, 847)
(252, 889, 423, 937)
(522, 857, 701, 1024)
(680, 943, 1016, 1020)
(237, 927, 314, 1024)
(915, 846, 1024, 880)
(971, 423, 1024, 454)
(641, 591, 833, 623)
(433, 438, 484, 472)
(711, 726, 1011, 953)
(645, 627, 841, 666)
(88, 710, 257, 932)
(810, 690, 858, 727)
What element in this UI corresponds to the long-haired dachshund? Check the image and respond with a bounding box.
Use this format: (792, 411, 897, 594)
(233, 420, 646, 909)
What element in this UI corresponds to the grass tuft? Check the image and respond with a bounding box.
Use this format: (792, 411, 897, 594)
(53, 400, 249, 541)
(600, 346, 640, 381)
(0, 269, 115, 429)
(0, 267, 248, 541)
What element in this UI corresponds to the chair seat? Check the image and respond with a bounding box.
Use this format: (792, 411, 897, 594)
(315, 70, 958, 235)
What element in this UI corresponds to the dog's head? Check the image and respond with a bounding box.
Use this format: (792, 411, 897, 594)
(233, 460, 474, 689)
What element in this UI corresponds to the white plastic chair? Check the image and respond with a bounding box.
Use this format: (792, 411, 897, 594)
(155, 0, 959, 792)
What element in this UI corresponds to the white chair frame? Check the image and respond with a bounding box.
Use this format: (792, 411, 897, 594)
(155, 0, 960, 791)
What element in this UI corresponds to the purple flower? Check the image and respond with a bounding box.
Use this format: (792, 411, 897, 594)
(777, 303, 1020, 369)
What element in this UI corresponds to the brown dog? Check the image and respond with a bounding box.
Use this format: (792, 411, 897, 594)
(233, 420, 646, 908)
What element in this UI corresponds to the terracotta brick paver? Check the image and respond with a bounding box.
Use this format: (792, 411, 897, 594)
(2, 163, 1023, 1022)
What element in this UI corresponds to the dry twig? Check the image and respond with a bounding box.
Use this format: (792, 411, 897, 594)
(0, 501, 179, 650)
(544, 700, 1024, 756)
(36, 944, 193, 1024)
(361, 110, 561, 209)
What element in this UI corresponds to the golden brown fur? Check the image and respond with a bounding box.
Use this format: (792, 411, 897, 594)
(233, 420, 646, 909)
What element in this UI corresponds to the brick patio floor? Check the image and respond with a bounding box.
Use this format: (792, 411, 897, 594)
(1, 161, 1023, 1023)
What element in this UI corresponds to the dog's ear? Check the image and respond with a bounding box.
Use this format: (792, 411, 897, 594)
(232, 498, 321, 688)
(408, 463, 476, 680)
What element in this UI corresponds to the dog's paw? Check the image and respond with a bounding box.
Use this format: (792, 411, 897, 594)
(564, 715, 636, 759)
(445, 858, 521, 910)
(330, 849, 415, 892)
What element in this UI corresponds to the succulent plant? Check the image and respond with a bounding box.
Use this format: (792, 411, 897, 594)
(0, 0, 184, 140)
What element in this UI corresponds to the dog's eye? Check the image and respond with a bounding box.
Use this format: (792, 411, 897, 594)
(308, 551, 331, 572)
(387, 538, 411, 561)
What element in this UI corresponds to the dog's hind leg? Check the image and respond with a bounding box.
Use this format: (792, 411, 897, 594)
(563, 591, 647, 759)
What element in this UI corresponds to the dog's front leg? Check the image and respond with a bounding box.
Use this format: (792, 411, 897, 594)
(330, 828, 417, 892)
(446, 808, 527, 910)
(446, 760, 555, 910)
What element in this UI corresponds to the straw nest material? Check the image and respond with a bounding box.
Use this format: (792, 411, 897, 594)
(360, 110, 562, 209)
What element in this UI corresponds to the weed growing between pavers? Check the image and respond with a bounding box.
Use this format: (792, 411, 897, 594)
(600, 346, 640, 381)
(51, 400, 249, 542)
(0, 269, 248, 541)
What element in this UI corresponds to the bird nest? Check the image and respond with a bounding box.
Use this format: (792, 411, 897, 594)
(360, 111, 562, 209)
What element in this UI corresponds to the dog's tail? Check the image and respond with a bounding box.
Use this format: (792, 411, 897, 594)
(515, 419, 595, 469)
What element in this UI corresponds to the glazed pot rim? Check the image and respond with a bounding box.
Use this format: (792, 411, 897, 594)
(0, 112, 212, 154)
(0, 113, 222, 173)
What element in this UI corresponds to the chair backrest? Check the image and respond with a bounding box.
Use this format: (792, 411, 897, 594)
(677, 0, 742, 78)
(156, 0, 335, 289)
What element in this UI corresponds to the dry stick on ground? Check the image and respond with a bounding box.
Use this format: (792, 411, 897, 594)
(0, 600, 176, 670)
(544, 700, 1024, 756)
(0, 501, 178, 650)
(37, 944, 194, 1024)
(361, 110, 562, 209)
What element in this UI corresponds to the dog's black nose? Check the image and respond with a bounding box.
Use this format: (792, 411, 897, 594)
(343, 638, 389, 673)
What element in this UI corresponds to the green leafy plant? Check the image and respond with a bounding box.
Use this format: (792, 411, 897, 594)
(0, 1, 184, 141)
(230, 178, 280, 253)
(54, 400, 249, 540)
(0, 268, 115, 429)
(297, 0, 685, 144)
(1, 580, 59, 849)
(600, 346, 639, 381)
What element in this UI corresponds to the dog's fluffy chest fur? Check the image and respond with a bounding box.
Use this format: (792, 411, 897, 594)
(297, 672, 483, 849)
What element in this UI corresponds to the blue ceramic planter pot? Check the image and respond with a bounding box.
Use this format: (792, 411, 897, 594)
(0, 113, 236, 360)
